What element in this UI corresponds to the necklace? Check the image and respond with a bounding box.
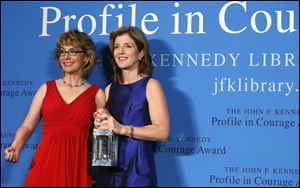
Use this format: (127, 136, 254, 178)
(61, 78, 86, 88)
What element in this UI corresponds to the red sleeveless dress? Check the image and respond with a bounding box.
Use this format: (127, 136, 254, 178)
(24, 80, 99, 187)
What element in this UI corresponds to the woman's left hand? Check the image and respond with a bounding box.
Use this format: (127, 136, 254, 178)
(94, 109, 122, 134)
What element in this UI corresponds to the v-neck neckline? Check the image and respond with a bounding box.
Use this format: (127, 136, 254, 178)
(54, 80, 93, 105)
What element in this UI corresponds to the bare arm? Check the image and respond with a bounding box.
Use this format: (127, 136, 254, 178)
(4, 83, 46, 162)
(93, 86, 107, 126)
(95, 88, 106, 109)
(130, 78, 170, 142)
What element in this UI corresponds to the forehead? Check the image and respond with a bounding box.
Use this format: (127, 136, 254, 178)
(114, 33, 134, 44)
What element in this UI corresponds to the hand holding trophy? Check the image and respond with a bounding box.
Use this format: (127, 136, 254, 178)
(92, 108, 118, 166)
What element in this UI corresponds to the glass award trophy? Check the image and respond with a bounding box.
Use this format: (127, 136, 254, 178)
(92, 129, 118, 166)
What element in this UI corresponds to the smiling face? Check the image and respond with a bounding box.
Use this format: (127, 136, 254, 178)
(59, 45, 86, 76)
(55, 30, 97, 77)
(113, 33, 144, 71)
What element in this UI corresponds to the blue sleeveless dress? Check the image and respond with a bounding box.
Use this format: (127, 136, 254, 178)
(95, 76, 157, 187)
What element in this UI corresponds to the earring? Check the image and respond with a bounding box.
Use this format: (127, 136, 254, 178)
(138, 57, 143, 62)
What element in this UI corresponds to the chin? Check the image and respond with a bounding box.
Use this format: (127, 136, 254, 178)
(63, 69, 78, 74)
(117, 65, 129, 70)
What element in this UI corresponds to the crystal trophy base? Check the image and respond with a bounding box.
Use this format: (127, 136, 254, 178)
(92, 129, 118, 166)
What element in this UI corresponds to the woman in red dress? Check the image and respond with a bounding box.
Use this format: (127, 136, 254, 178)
(4, 29, 106, 187)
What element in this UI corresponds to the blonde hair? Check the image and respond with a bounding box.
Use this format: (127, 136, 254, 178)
(55, 29, 97, 77)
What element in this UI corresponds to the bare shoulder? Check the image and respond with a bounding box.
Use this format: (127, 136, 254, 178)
(39, 83, 47, 90)
(104, 83, 112, 101)
(29, 82, 47, 106)
(147, 78, 163, 91)
(146, 78, 168, 113)
(146, 78, 165, 99)
(35, 83, 47, 97)
(96, 88, 105, 98)
(105, 83, 112, 94)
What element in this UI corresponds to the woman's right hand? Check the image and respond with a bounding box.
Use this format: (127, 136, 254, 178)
(93, 108, 109, 129)
(4, 146, 20, 163)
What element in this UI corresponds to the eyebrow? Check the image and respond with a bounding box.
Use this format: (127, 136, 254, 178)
(114, 42, 134, 46)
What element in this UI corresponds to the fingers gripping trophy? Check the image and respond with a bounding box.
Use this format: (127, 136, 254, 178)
(92, 108, 118, 166)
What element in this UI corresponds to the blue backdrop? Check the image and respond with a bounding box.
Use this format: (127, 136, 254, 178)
(1, 1, 299, 187)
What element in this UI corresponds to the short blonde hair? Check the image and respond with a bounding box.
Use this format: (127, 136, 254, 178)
(55, 29, 97, 76)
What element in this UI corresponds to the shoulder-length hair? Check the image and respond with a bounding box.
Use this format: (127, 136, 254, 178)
(109, 26, 154, 83)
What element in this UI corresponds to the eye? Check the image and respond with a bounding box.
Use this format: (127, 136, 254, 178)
(70, 50, 77, 55)
(59, 50, 66, 55)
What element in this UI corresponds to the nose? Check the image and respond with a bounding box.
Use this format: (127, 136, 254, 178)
(117, 46, 125, 54)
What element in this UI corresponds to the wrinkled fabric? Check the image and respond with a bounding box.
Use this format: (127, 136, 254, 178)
(25, 80, 99, 187)
(96, 76, 157, 187)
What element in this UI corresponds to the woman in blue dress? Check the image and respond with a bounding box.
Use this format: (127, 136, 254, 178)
(94, 26, 170, 187)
